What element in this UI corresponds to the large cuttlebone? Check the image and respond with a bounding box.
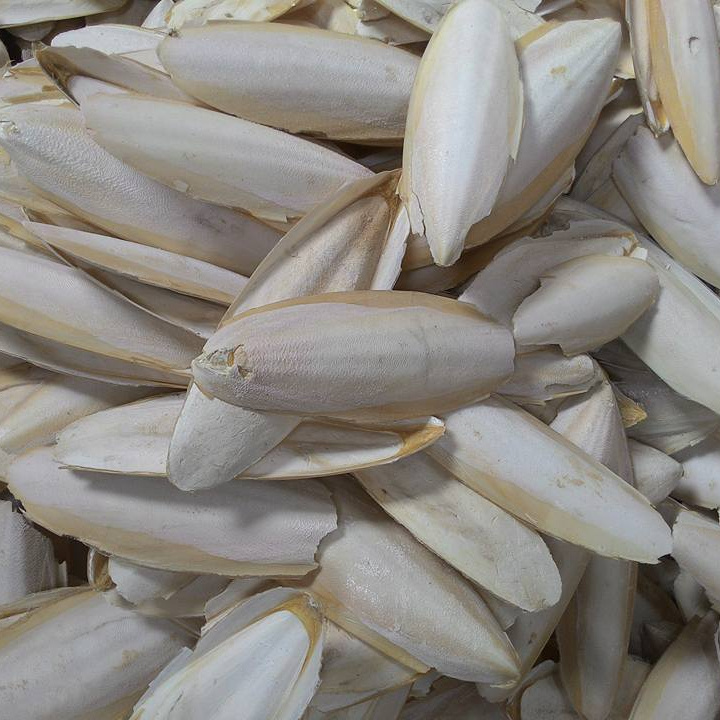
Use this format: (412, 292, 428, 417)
(0, 588, 194, 720)
(306, 480, 520, 684)
(554, 199, 720, 421)
(399, 0, 522, 266)
(129, 588, 324, 720)
(614, 125, 720, 289)
(24, 221, 248, 305)
(458, 221, 637, 326)
(169, 175, 409, 490)
(8, 446, 337, 576)
(193, 291, 515, 421)
(0, 500, 64, 604)
(555, 380, 638, 720)
(0, 246, 202, 383)
(512, 254, 659, 355)
(645, 0, 720, 184)
(354, 451, 561, 612)
(629, 611, 720, 720)
(0, 0, 125, 26)
(403, 17, 621, 269)
(81, 91, 373, 224)
(53, 393, 445, 479)
(425, 395, 671, 562)
(157, 22, 419, 144)
(0, 101, 281, 275)
(628, 439, 681, 506)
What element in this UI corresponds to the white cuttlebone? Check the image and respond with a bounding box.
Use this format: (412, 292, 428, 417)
(307, 684, 411, 720)
(36, 44, 199, 106)
(51, 23, 165, 53)
(308, 480, 521, 684)
(168, 0, 314, 28)
(0, 384, 37, 422)
(426, 394, 671, 562)
(584, 177, 644, 231)
(312, 621, 418, 712)
(106, 557, 231, 618)
(0, 501, 64, 604)
(629, 611, 720, 720)
(458, 221, 637, 325)
(8, 446, 337, 576)
(0, 0, 125, 26)
(399, 0, 522, 266)
(0, 101, 281, 275)
(130, 587, 323, 720)
(614, 125, 720, 289)
(479, 383, 636, 702)
(674, 570, 710, 623)
(142, 0, 172, 27)
(646, 0, 720, 184)
(498, 349, 599, 405)
(555, 380, 638, 720)
(25, 221, 247, 305)
(0, 374, 150, 461)
(628, 439, 682, 505)
(171, 172, 407, 491)
(284, 0, 430, 46)
(53, 392, 445, 479)
(82, 92, 374, 224)
(398, 683, 505, 719)
(403, 17, 621, 267)
(596, 340, 720, 455)
(355, 452, 561, 611)
(673, 434, 720, 509)
(156, 22, 419, 143)
(0, 588, 193, 720)
(512, 254, 659, 354)
(626, 0, 668, 134)
(0, 246, 202, 381)
(0, 320, 191, 387)
(671, 508, 720, 601)
(194, 291, 515, 421)
(558, 198, 720, 421)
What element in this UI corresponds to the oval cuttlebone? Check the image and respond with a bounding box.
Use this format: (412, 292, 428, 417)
(614, 125, 720, 289)
(307, 480, 521, 684)
(8, 446, 338, 577)
(157, 21, 419, 143)
(193, 291, 515, 421)
(0, 101, 281, 275)
(671, 508, 720, 601)
(512, 254, 660, 354)
(646, 0, 720, 184)
(673, 434, 720, 509)
(399, 0, 522, 266)
(355, 451, 561, 611)
(81, 91, 374, 224)
(0, 246, 202, 382)
(0, 0, 126, 26)
(425, 395, 672, 563)
(51, 23, 165, 54)
(24, 221, 248, 305)
(458, 221, 637, 326)
(129, 588, 324, 720)
(629, 611, 720, 720)
(169, 173, 408, 491)
(403, 17, 621, 269)
(54, 392, 445, 479)
(0, 588, 194, 720)
(167, 0, 314, 28)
